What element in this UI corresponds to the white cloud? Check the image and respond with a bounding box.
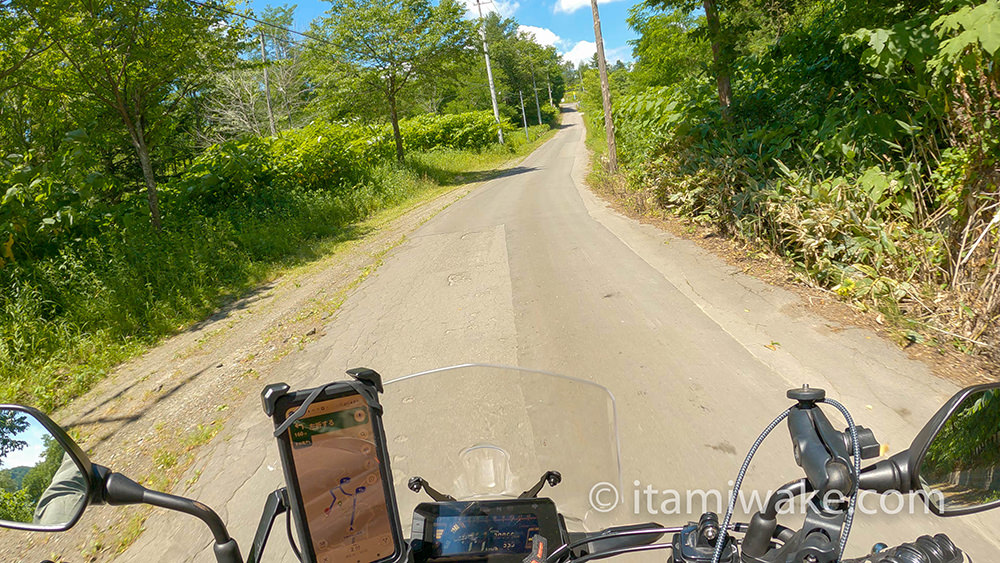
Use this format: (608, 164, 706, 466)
(606, 45, 633, 64)
(3, 441, 44, 469)
(553, 0, 624, 15)
(518, 25, 560, 47)
(461, 0, 521, 18)
(561, 40, 596, 65)
(560, 41, 631, 66)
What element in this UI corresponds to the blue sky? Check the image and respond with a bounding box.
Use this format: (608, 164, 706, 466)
(1, 417, 47, 469)
(244, 0, 643, 66)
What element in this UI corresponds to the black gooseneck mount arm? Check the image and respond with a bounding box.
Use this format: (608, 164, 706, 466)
(408, 476, 457, 501)
(519, 470, 562, 499)
(246, 488, 290, 563)
(101, 468, 242, 563)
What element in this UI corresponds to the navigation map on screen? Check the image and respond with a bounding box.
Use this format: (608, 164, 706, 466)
(287, 394, 394, 563)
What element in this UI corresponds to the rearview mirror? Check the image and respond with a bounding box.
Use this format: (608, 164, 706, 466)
(0, 405, 94, 531)
(912, 384, 1000, 516)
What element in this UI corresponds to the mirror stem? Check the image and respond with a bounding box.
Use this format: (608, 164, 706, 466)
(104, 473, 242, 563)
(858, 451, 911, 494)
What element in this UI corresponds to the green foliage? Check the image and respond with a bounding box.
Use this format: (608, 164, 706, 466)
(627, 4, 710, 88)
(0, 469, 18, 492)
(0, 411, 29, 463)
(400, 112, 505, 152)
(615, 0, 1000, 347)
(924, 389, 1000, 474)
(932, 0, 1000, 65)
(0, 436, 65, 523)
(0, 0, 563, 411)
(0, 487, 34, 523)
(19, 437, 63, 503)
(11, 0, 245, 227)
(0, 107, 535, 409)
(427, 13, 563, 131)
(311, 0, 475, 159)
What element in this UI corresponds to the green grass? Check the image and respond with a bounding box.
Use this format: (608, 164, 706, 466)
(578, 105, 612, 189)
(0, 132, 556, 412)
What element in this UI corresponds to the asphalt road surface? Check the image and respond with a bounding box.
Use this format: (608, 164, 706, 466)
(117, 106, 1000, 562)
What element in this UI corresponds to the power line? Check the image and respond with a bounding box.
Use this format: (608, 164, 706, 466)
(178, 0, 335, 47)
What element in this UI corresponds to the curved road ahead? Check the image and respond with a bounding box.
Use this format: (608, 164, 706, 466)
(118, 107, 999, 561)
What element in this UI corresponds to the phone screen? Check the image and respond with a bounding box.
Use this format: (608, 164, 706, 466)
(285, 393, 395, 563)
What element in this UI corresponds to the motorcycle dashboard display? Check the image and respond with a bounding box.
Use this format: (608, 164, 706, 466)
(410, 499, 561, 563)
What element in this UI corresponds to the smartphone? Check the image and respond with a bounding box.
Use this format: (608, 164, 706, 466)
(272, 383, 403, 563)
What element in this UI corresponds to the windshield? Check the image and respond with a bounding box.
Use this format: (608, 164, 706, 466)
(382, 365, 623, 533)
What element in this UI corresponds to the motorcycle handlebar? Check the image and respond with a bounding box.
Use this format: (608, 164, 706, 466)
(840, 534, 963, 563)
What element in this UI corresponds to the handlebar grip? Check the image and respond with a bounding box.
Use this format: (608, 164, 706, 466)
(842, 534, 963, 563)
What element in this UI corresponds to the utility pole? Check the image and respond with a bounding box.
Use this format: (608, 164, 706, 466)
(260, 31, 277, 136)
(531, 67, 542, 125)
(547, 78, 554, 108)
(519, 90, 530, 142)
(590, 0, 617, 172)
(475, 0, 504, 144)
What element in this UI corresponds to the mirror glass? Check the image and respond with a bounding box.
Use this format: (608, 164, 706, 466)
(0, 409, 88, 528)
(920, 388, 1000, 513)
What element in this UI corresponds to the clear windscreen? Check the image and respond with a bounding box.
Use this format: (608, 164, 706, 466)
(381, 365, 624, 533)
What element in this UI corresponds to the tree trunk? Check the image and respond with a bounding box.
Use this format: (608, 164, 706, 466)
(591, 0, 618, 172)
(519, 89, 530, 142)
(126, 117, 163, 230)
(703, 0, 732, 117)
(388, 82, 404, 162)
(260, 32, 277, 136)
(531, 68, 542, 125)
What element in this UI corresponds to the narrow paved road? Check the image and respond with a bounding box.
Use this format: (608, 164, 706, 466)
(118, 107, 999, 562)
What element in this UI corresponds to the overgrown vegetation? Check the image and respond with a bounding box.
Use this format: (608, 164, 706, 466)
(580, 0, 1000, 357)
(0, 110, 552, 410)
(923, 388, 1000, 475)
(0, 0, 564, 410)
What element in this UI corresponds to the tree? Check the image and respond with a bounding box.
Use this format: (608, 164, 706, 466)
(313, 0, 474, 161)
(645, 0, 734, 114)
(701, 0, 731, 115)
(0, 4, 50, 85)
(481, 13, 563, 124)
(254, 5, 309, 130)
(199, 5, 309, 142)
(22, 0, 243, 229)
(201, 69, 272, 142)
(0, 470, 17, 492)
(627, 5, 709, 88)
(0, 410, 28, 467)
(20, 436, 64, 502)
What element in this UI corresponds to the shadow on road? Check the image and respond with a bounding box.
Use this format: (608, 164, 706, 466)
(408, 162, 538, 186)
(65, 365, 209, 450)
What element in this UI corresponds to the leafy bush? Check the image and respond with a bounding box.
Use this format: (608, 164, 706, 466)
(400, 111, 502, 152)
(0, 106, 531, 408)
(0, 162, 436, 409)
(611, 0, 1000, 349)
